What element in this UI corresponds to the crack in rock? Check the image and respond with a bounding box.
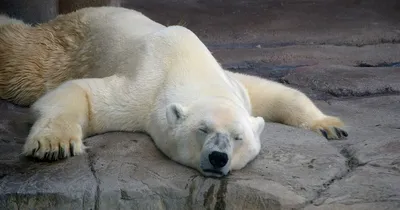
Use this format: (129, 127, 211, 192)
(340, 147, 367, 171)
(355, 62, 400, 68)
(327, 89, 400, 98)
(203, 184, 216, 209)
(88, 151, 100, 210)
(369, 163, 400, 174)
(308, 146, 367, 206)
(185, 175, 199, 209)
(214, 179, 228, 210)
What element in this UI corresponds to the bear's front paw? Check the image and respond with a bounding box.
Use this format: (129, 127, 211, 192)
(23, 121, 85, 161)
(311, 116, 348, 140)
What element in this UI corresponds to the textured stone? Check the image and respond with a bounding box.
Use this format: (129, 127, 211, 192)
(315, 96, 400, 165)
(213, 44, 400, 68)
(3, 95, 400, 209)
(0, 99, 347, 210)
(0, 100, 96, 210)
(83, 122, 347, 209)
(306, 166, 400, 209)
(282, 65, 400, 97)
(3, 95, 398, 209)
(0, 155, 97, 210)
(305, 202, 400, 210)
(123, 0, 400, 47)
(303, 96, 400, 209)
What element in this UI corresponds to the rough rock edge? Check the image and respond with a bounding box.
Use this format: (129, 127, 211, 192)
(206, 39, 400, 50)
(304, 144, 400, 209)
(88, 151, 100, 210)
(281, 78, 400, 99)
(223, 60, 400, 99)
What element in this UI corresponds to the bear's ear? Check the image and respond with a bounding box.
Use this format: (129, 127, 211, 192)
(250, 116, 265, 137)
(166, 103, 188, 126)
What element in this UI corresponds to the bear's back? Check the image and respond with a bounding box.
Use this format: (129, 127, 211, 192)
(70, 7, 166, 78)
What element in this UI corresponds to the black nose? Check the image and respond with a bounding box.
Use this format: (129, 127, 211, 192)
(209, 151, 228, 168)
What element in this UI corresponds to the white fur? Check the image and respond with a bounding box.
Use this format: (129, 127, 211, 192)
(22, 7, 347, 176)
(23, 9, 264, 176)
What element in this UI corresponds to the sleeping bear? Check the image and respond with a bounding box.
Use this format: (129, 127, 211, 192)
(0, 7, 347, 177)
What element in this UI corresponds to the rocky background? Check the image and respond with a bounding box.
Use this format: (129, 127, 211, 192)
(0, 0, 399, 209)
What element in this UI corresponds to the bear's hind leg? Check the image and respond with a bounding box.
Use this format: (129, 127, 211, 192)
(227, 71, 348, 140)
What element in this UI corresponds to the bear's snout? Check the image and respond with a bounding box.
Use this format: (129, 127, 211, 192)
(209, 151, 228, 168)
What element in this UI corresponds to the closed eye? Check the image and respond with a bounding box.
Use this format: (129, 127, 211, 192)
(234, 136, 243, 141)
(199, 127, 209, 134)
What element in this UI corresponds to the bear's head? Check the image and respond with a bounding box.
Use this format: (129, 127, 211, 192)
(166, 99, 265, 177)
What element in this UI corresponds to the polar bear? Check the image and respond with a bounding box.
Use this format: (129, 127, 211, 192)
(0, 7, 347, 177)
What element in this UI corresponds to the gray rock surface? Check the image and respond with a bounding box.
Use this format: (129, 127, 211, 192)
(2, 95, 399, 210)
(1, 0, 400, 209)
(282, 65, 400, 97)
(303, 97, 400, 209)
(0, 104, 348, 209)
(123, 0, 400, 48)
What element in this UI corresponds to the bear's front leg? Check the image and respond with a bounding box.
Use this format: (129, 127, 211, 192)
(23, 81, 91, 160)
(227, 71, 348, 140)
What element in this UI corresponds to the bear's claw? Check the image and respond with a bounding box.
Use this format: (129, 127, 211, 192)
(319, 126, 348, 140)
(312, 116, 348, 140)
(26, 140, 84, 161)
(334, 127, 348, 138)
(22, 121, 85, 161)
(319, 129, 328, 139)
